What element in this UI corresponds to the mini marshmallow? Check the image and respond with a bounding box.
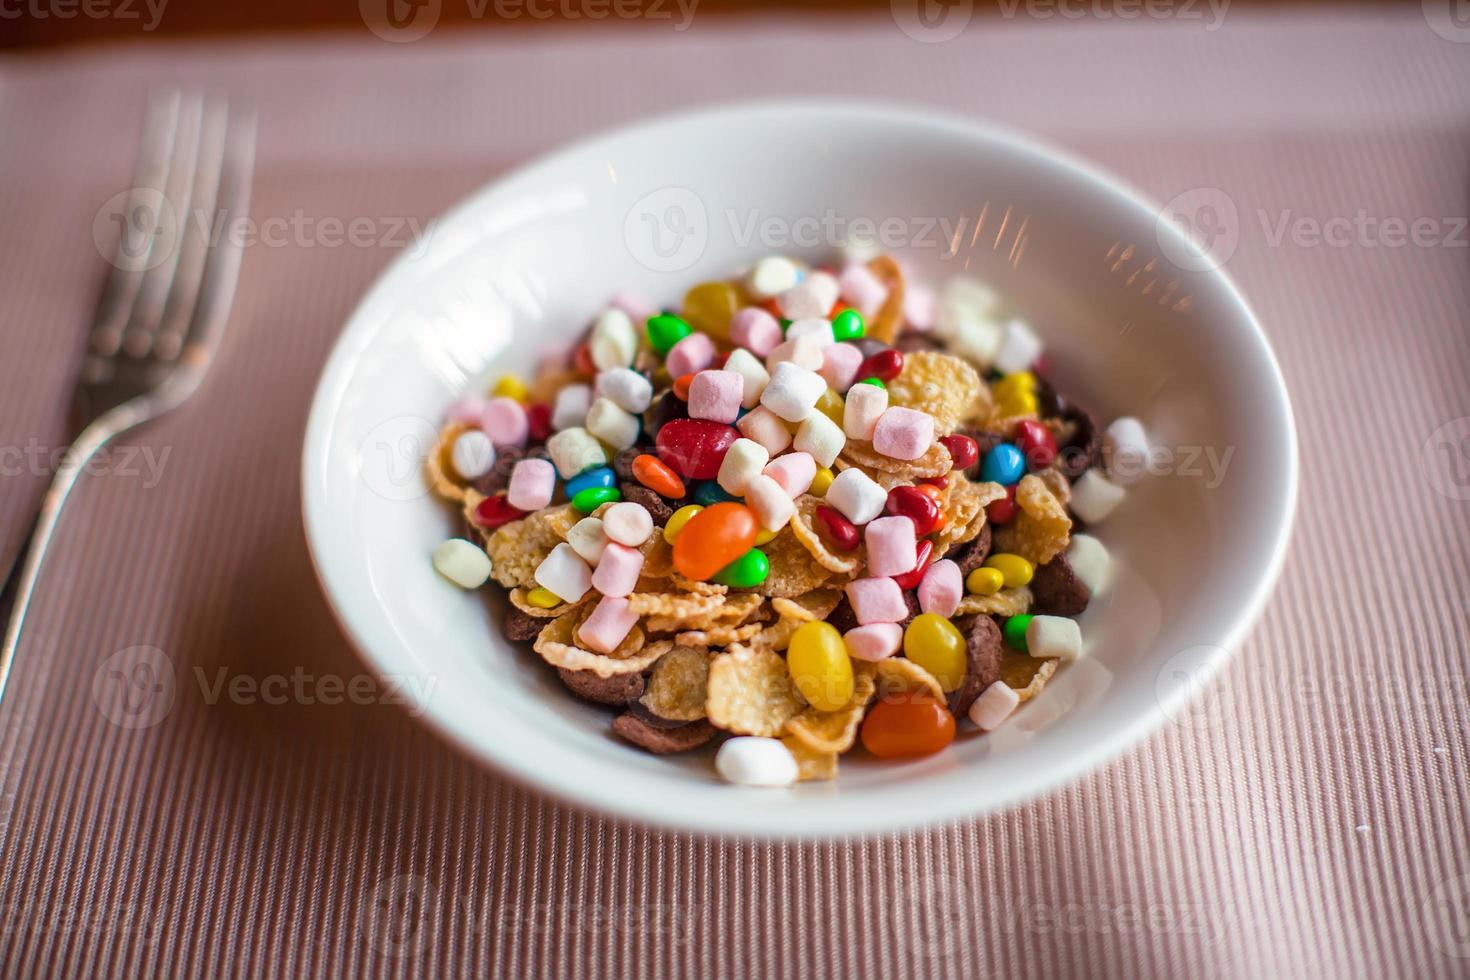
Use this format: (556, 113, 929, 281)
(918, 559, 963, 618)
(794, 411, 846, 468)
(566, 516, 609, 565)
(590, 542, 644, 598)
(546, 427, 607, 479)
(842, 382, 888, 440)
(431, 538, 492, 589)
(949, 315, 1005, 366)
(601, 501, 654, 547)
(717, 438, 770, 496)
(1070, 470, 1127, 524)
(745, 256, 802, 299)
(845, 576, 909, 625)
(595, 367, 653, 414)
(715, 736, 798, 787)
(1103, 416, 1151, 486)
(1066, 534, 1111, 595)
(506, 457, 556, 511)
(730, 306, 783, 357)
(968, 681, 1020, 731)
(589, 308, 638, 370)
(1027, 615, 1083, 661)
(736, 405, 794, 456)
(760, 362, 827, 422)
(722, 349, 770, 409)
(838, 264, 888, 318)
(744, 474, 795, 532)
(864, 516, 917, 577)
(445, 393, 487, 426)
(820, 342, 863, 392)
(577, 595, 639, 653)
(665, 331, 716, 378)
(763, 451, 816, 498)
(843, 623, 903, 662)
(785, 318, 835, 347)
(825, 468, 887, 525)
(610, 290, 655, 322)
(585, 397, 639, 451)
(936, 277, 999, 336)
(688, 370, 744, 423)
(764, 334, 825, 373)
(552, 383, 593, 431)
(993, 318, 1043, 375)
(534, 542, 592, 603)
(777, 271, 839, 320)
(481, 396, 529, 449)
(450, 429, 496, 480)
(903, 285, 935, 333)
(872, 407, 934, 461)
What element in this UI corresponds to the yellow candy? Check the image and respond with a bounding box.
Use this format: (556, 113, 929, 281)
(492, 374, 528, 402)
(810, 467, 835, 497)
(992, 371, 1038, 401)
(787, 622, 854, 712)
(903, 614, 967, 692)
(663, 504, 704, 544)
(983, 552, 1035, 589)
(965, 567, 1005, 596)
(996, 389, 1039, 418)
(754, 527, 778, 546)
(681, 281, 740, 343)
(525, 587, 561, 608)
(816, 388, 845, 426)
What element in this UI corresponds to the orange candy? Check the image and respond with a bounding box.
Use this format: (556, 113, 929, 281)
(673, 373, 695, 401)
(859, 693, 956, 758)
(915, 483, 947, 533)
(672, 502, 759, 581)
(632, 454, 686, 499)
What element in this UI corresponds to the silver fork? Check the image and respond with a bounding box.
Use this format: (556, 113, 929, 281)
(0, 93, 256, 704)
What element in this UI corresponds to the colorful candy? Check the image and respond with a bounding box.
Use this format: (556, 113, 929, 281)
(938, 433, 978, 471)
(1002, 614, 1033, 651)
(965, 566, 1005, 596)
(662, 503, 702, 543)
(655, 418, 739, 480)
(631, 454, 686, 499)
(884, 485, 940, 537)
(979, 443, 1025, 485)
(712, 548, 769, 588)
(646, 313, 692, 355)
(1015, 419, 1057, 471)
(672, 502, 759, 580)
(983, 552, 1034, 588)
(472, 494, 526, 531)
(810, 466, 835, 497)
(571, 485, 621, 514)
(985, 484, 1018, 525)
(891, 538, 935, 591)
(524, 586, 561, 608)
(856, 348, 903, 383)
(860, 694, 955, 758)
(564, 465, 615, 498)
(815, 505, 860, 551)
(525, 402, 552, 442)
(681, 281, 740, 341)
(786, 621, 854, 712)
(902, 613, 966, 690)
(830, 307, 867, 342)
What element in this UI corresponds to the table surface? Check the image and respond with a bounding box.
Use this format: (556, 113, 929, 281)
(1, 10, 1468, 978)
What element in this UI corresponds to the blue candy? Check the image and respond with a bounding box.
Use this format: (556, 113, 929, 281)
(693, 481, 742, 506)
(564, 466, 616, 498)
(979, 444, 1025, 486)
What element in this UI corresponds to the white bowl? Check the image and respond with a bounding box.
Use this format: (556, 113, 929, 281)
(302, 101, 1296, 838)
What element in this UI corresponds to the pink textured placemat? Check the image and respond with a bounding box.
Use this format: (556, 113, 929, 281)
(2, 11, 1469, 978)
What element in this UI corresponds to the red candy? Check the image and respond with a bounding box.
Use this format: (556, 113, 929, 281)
(655, 418, 739, 480)
(986, 484, 1018, 525)
(884, 485, 940, 537)
(918, 475, 949, 489)
(1015, 420, 1057, 470)
(525, 403, 552, 443)
(856, 348, 904, 383)
(891, 538, 934, 590)
(860, 693, 955, 758)
(573, 341, 596, 377)
(672, 373, 695, 401)
(472, 494, 527, 531)
(814, 505, 860, 551)
(938, 433, 978, 471)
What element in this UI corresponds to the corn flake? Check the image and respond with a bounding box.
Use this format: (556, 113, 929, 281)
(638, 645, 711, 721)
(886, 351, 984, 434)
(784, 668, 877, 754)
(1001, 652, 1058, 702)
(534, 606, 668, 676)
(485, 504, 580, 588)
(782, 736, 838, 782)
(864, 254, 906, 344)
(676, 622, 764, 648)
(789, 496, 863, 575)
(838, 440, 954, 489)
(771, 589, 842, 623)
(508, 586, 590, 619)
(993, 474, 1072, 565)
(706, 643, 806, 737)
(427, 422, 470, 502)
(874, 657, 945, 703)
(956, 587, 1033, 617)
(758, 529, 840, 598)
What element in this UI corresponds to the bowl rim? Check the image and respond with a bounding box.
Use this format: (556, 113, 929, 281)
(301, 98, 1299, 838)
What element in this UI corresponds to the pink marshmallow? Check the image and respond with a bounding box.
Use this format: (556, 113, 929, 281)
(665, 332, 716, 377)
(872, 407, 935, 461)
(820, 342, 863, 392)
(865, 516, 917, 577)
(481, 396, 529, 449)
(506, 458, 555, 511)
(744, 474, 795, 532)
(839, 264, 889, 318)
(904, 285, 936, 332)
(765, 335, 825, 372)
(730, 307, 783, 358)
(843, 623, 903, 662)
(843, 382, 887, 441)
(577, 595, 639, 654)
(446, 393, 487, 426)
(610, 290, 655, 323)
(844, 576, 909, 625)
(763, 451, 816, 497)
(590, 542, 644, 598)
(736, 406, 793, 456)
(918, 559, 963, 618)
(687, 369, 743, 423)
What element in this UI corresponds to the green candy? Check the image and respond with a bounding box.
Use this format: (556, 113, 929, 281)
(572, 486, 622, 514)
(831, 308, 865, 342)
(646, 314, 693, 355)
(712, 548, 769, 589)
(856, 377, 886, 389)
(1003, 614, 1033, 652)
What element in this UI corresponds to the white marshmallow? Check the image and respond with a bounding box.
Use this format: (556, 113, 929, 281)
(1103, 416, 1151, 486)
(714, 736, 798, 787)
(785, 318, 835, 347)
(760, 362, 827, 422)
(993, 318, 1043, 375)
(736, 406, 793, 456)
(546, 427, 607, 479)
(566, 517, 609, 565)
(968, 680, 1020, 731)
(449, 429, 496, 480)
(1026, 615, 1083, 661)
(601, 501, 654, 547)
(936, 277, 999, 336)
(949, 314, 1005, 366)
(585, 397, 640, 451)
(842, 383, 888, 441)
(595, 368, 653, 414)
(589, 308, 638, 370)
(746, 256, 802, 299)
(431, 538, 492, 589)
(1070, 470, 1127, 524)
(722, 348, 770, 409)
(534, 542, 592, 603)
(764, 334, 826, 373)
(744, 474, 795, 532)
(1066, 533, 1111, 595)
(717, 438, 770, 496)
(777, 271, 839, 320)
(552, 383, 593, 431)
(794, 410, 846, 468)
(825, 468, 887, 525)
